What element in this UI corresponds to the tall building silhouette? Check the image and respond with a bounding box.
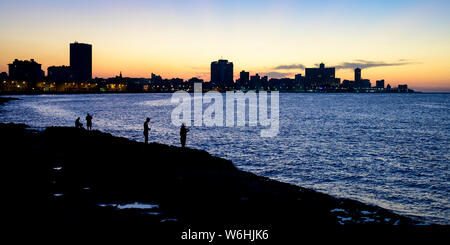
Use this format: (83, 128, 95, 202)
(355, 68, 361, 82)
(8, 59, 43, 82)
(48, 65, 73, 83)
(70, 42, 92, 81)
(305, 63, 339, 88)
(211, 59, 233, 85)
(376, 79, 385, 89)
(353, 67, 371, 88)
(250, 73, 261, 90)
(239, 70, 249, 88)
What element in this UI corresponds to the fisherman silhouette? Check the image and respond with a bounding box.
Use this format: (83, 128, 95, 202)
(86, 113, 93, 130)
(143, 117, 151, 144)
(75, 117, 83, 128)
(180, 123, 190, 148)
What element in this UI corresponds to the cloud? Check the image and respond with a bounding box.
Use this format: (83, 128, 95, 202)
(259, 64, 304, 78)
(273, 64, 305, 70)
(190, 66, 208, 71)
(259, 71, 293, 78)
(333, 59, 417, 70)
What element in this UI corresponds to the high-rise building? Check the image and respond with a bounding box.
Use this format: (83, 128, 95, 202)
(239, 70, 249, 88)
(8, 59, 44, 82)
(358, 79, 371, 88)
(355, 68, 361, 82)
(48, 65, 73, 83)
(249, 73, 261, 90)
(261, 76, 268, 84)
(305, 63, 339, 88)
(211, 59, 233, 85)
(376, 79, 385, 89)
(70, 42, 92, 81)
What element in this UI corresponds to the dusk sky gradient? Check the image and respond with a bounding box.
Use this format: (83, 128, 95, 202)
(1, 0, 449, 91)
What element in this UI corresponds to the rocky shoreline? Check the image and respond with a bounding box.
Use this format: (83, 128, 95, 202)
(0, 123, 446, 240)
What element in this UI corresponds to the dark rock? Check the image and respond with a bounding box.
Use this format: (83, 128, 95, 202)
(0, 123, 447, 241)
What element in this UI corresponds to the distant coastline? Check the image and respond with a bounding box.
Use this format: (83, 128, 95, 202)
(0, 89, 417, 96)
(2, 54, 414, 94)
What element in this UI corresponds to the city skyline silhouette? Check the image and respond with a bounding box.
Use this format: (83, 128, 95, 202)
(0, 0, 449, 91)
(2, 47, 413, 94)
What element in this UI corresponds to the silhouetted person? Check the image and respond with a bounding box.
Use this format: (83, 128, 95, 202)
(180, 123, 190, 148)
(143, 117, 151, 144)
(75, 117, 83, 128)
(86, 113, 93, 130)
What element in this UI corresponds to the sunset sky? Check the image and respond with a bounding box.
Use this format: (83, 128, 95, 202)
(1, 0, 449, 91)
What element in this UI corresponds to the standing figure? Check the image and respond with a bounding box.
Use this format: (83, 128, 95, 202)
(180, 123, 190, 148)
(75, 117, 83, 128)
(86, 113, 93, 130)
(143, 117, 151, 144)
